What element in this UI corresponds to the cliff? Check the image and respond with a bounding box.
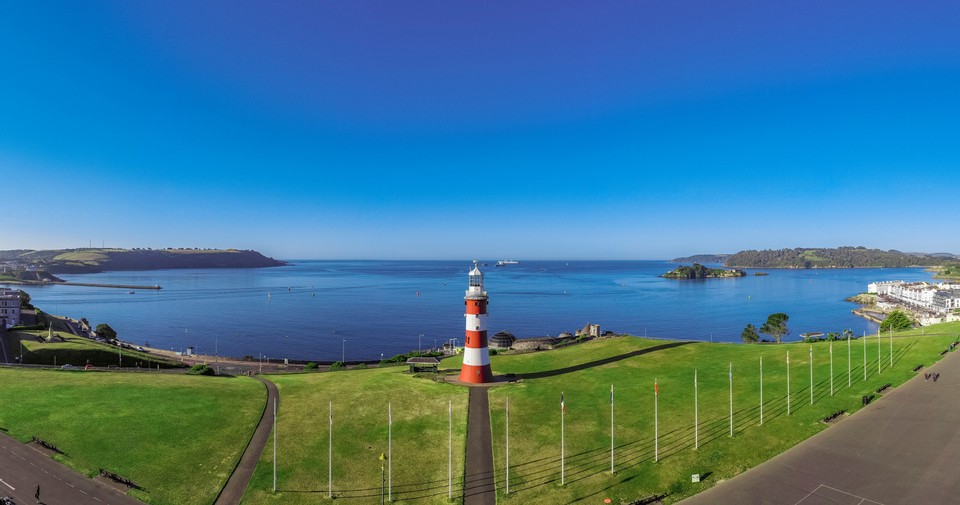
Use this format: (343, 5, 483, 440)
(2, 248, 286, 274)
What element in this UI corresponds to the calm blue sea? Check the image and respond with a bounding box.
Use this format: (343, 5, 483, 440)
(8, 261, 935, 361)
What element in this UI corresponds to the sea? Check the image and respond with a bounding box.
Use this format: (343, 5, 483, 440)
(7, 260, 937, 362)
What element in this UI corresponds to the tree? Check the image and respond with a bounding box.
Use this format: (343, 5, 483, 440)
(741, 324, 759, 343)
(18, 289, 33, 309)
(760, 313, 790, 343)
(880, 310, 913, 332)
(95, 323, 117, 341)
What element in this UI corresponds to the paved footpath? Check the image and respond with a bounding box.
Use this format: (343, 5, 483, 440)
(214, 376, 278, 505)
(0, 431, 143, 505)
(680, 347, 960, 505)
(463, 387, 496, 505)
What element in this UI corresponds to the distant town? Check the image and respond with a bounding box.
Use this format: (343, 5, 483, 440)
(864, 280, 960, 326)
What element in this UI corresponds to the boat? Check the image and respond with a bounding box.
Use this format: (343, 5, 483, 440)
(496, 260, 519, 267)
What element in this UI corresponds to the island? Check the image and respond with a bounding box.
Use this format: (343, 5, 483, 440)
(0, 248, 286, 275)
(661, 263, 746, 279)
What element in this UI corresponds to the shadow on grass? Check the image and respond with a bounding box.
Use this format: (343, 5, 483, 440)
(512, 341, 693, 380)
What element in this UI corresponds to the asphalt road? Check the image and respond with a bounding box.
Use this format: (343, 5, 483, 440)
(0, 432, 143, 505)
(213, 376, 278, 505)
(680, 346, 960, 505)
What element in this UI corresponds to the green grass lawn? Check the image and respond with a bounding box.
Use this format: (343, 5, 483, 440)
(14, 328, 182, 368)
(484, 323, 960, 504)
(241, 367, 469, 505)
(0, 368, 265, 505)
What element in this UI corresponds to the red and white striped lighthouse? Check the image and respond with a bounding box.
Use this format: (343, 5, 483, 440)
(460, 262, 493, 383)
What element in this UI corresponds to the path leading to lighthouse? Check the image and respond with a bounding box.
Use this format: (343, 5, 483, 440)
(213, 376, 279, 505)
(679, 346, 960, 505)
(463, 387, 496, 505)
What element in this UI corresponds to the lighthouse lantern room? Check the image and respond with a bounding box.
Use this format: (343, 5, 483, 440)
(460, 262, 494, 383)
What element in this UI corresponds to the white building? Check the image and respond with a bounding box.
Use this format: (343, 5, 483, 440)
(0, 288, 21, 329)
(867, 281, 960, 316)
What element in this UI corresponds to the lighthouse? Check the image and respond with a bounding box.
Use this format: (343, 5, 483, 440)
(460, 262, 494, 383)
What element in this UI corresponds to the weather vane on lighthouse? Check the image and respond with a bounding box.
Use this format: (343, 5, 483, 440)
(460, 260, 493, 383)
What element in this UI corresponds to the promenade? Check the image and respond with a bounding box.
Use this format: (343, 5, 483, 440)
(680, 346, 960, 505)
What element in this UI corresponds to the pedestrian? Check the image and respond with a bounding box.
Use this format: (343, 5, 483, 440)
(35, 484, 40, 503)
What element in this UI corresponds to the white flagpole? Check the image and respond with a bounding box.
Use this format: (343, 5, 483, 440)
(863, 330, 867, 381)
(654, 380, 659, 462)
(830, 342, 834, 396)
(329, 401, 333, 498)
(388, 402, 392, 502)
(506, 397, 510, 495)
(694, 369, 698, 449)
(809, 345, 814, 405)
(878, 328, 882, 375)
(889, 328, 893, 368)
(728, 362, 733, 437)
(759, 356, 763, 426)
(561, 391, 565, 485)
(448, 400, 452, 501)
(848, 331, 851, 388)
(610, 384, 614, 474)
(273, 397, 277, 493)
(786, 351, 791, 416)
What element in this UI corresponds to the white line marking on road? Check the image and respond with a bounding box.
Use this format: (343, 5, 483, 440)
(0, 478, 14, 490)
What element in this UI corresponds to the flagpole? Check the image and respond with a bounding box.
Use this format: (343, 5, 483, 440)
(863, 330, 867, 381)
(505, 397, 510, 495)
(809, 345, 813, 405)
(694, 369, 698, 449)
(388, 402, 392, 502)
(759, 356, 763, 426)
(728, 362, 733, 437)
(329, 400, 333, 499)
(786, 351, 791, 416)
(610, 384, 614, 474)
(889, 328, 893, 368)
(273, 397, 277, 493)
(448, 400, 452, 500)
(830, 341, 834, 396)
(848, 331, 851, 388)
(878, 328, 881, 375)
(654, 379, 659, 462)
(561, 391, 565, 486)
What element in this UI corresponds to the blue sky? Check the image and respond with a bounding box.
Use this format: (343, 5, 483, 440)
(2, 1, 958, 259)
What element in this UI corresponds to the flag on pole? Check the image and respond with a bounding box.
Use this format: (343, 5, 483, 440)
(655, 380, 659, 396)
(610, 384, 614, 405)
(729, 362, 733, 382)
(561, 391, 565, 413)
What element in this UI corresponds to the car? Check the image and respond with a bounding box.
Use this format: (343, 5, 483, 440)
(1, 495, 17, 505)
(60, 364, 75, 369)
(84, 364, 94, 370)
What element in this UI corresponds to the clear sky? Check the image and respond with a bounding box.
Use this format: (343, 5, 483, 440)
(2, 1, 958, 260)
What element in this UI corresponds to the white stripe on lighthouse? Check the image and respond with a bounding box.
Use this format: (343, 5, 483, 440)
(464, 313, 488, 332)
(462, 346, 491, 366)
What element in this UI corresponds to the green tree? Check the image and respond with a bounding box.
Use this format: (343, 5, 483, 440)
(95, 323, 117, 341)
(880, 310, 913, 332)
(741, 323, 759, 343)
(760, 313, 790, 343)
(18, 289, 33, 309)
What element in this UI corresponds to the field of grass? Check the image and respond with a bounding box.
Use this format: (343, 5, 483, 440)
(483, 324, 960, 504)
(12, 328, 182, 368)
(0, 368, 265, 505)
(241, 366, 470, 505)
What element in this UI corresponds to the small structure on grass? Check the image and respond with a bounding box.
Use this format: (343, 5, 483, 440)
(406, 356, 440, 373)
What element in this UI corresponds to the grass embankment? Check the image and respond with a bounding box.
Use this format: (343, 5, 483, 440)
(241, 367, 469, 505)
(11, 327, 182, 368)
(0, 369, 265, 505)
(483, 325, 960, 504)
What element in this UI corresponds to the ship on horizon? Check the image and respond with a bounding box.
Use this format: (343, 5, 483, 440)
(496, 260, 519, 267)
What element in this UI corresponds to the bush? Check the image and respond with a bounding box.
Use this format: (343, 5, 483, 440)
(187, 364, 215, 376)
(329, 361, 345, 371)
(354, 362, 367, 369)
(304, 362, 318, 370)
